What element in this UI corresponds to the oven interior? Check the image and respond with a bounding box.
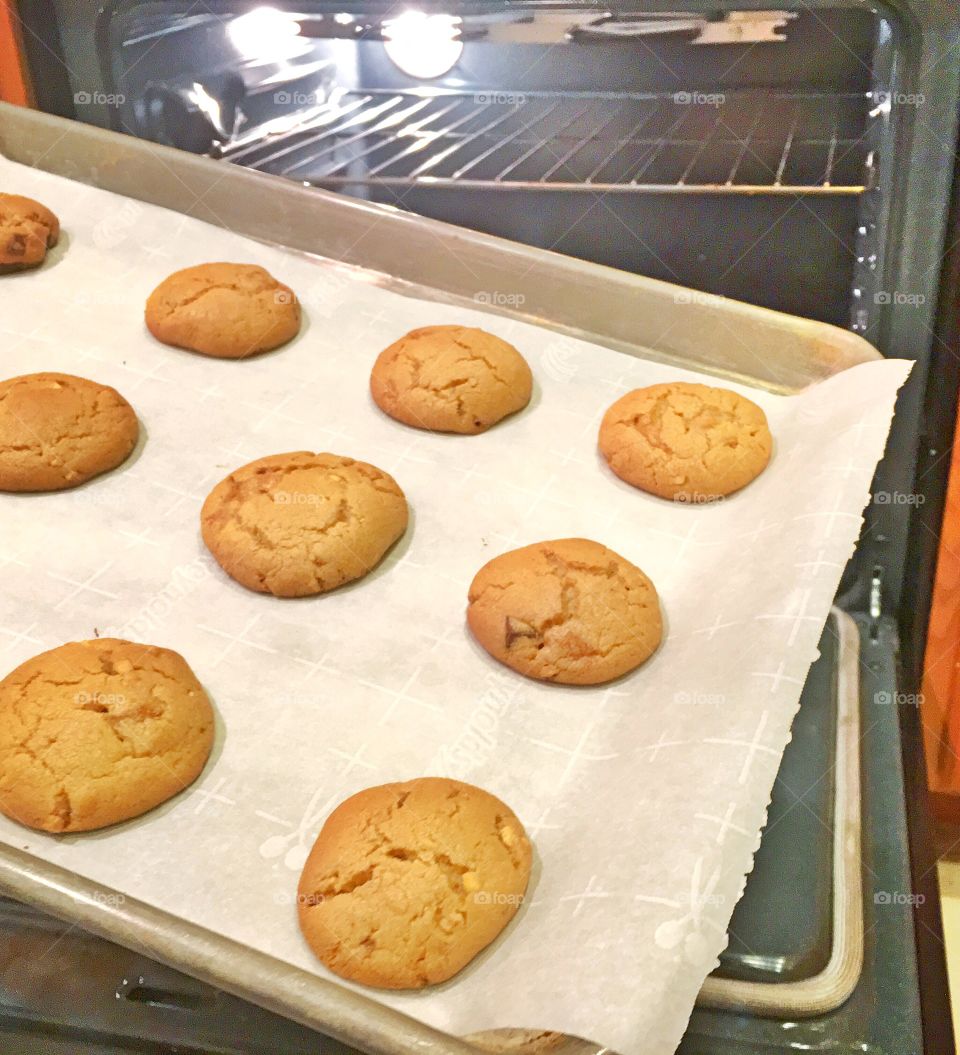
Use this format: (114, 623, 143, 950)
(3, 1, 952, 1052)
(86, 3, 893, 334)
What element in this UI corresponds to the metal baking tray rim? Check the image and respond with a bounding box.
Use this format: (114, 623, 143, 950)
(0, 103, 881, 396)
(0, 609, 863, 1055)
(0, 105, 870, 1054)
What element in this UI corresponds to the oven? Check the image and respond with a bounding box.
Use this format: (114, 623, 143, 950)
(2, 1, 959, 1053)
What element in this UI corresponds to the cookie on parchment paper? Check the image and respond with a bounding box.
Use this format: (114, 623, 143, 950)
(0, 372, 139, 492)
(200, 451, 409, 598)
(0, 193, 59, 270)
(598, 381, 772, 501)
(370, 325, 533, 434)
(467, 538, 663, 686)
(0, 639, 214, 832)
(145, 262, 300, 359)
(297, 777, 532, 989)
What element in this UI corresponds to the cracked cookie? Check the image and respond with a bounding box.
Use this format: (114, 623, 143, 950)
(598, 381, 772, 501)
(201, 451, 409, 597)
(0, 194, 59, 270)
(145, 262, 300, 359)
(0, 372, 139, 492)
(297, 777, 532, 988)
(370, 325, 533, 434)
(467, 538, 662, 685)
(0, 638, 215, 832)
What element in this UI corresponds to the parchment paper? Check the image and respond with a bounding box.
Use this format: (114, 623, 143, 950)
(0, 152, 911, 1055)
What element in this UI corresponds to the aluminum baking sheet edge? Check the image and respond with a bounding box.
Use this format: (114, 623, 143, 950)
(0, 103, 881, 394)
(0, 106, 903, 1055)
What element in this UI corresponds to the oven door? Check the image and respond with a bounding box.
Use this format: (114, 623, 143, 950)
(3, 0, 960, 1053)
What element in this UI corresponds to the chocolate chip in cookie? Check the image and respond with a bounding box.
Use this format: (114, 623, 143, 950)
(0, 194, 59, 271)
(467, 538, 663, 685)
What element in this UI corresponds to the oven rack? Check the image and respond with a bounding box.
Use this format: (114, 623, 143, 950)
(220, 88, 871, 194)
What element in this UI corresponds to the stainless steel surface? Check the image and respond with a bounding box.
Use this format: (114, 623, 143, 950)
(0, 104, 879, 1055)
(220, 89, 869, 195)
(0, 847, 482, 1055)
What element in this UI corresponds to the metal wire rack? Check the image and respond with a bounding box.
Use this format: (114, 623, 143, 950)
(222, 88, 871, 194)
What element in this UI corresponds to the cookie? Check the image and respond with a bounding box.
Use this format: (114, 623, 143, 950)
(0, 372, 139, 492)
(598, 382, 772, 501)
(467, 538, 662, 685)
(370, 325, 533, 434)
(297, 777, 532, 988)
(0, 194, 59, 270)
(201, 451, 408, 597)
(0, 639, 214, 832)
(145, 262, 300, 359)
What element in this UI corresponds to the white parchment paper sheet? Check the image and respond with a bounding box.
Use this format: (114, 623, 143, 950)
(0, 152, 910, 1055)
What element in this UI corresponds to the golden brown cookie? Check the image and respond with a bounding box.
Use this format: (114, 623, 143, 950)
(297, 777, 532, 988)
(370, 325, 533, 434)
(0, 372, 139, 492)
(0, 639, 215, 832)
(201, 451, 408, 597)
(145, 262, 300, 359)
(467, 538, 662, 686)
(598, 382, 772, 501)
(0, 194, 59, 270)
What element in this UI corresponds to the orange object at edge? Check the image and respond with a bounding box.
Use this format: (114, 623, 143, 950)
(923, 411, 960, 816)
(0, 0, 32, 107)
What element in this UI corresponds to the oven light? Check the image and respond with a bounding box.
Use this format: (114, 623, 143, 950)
(187, 82, 226, 136)
(383, 12, 463, 80)
(228, 7, 304, 60)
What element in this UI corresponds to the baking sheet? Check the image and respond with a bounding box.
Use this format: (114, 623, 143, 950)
(0, 151, 909, 1055)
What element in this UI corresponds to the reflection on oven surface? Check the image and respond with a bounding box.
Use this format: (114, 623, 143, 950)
(89, 5, 885, 329)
